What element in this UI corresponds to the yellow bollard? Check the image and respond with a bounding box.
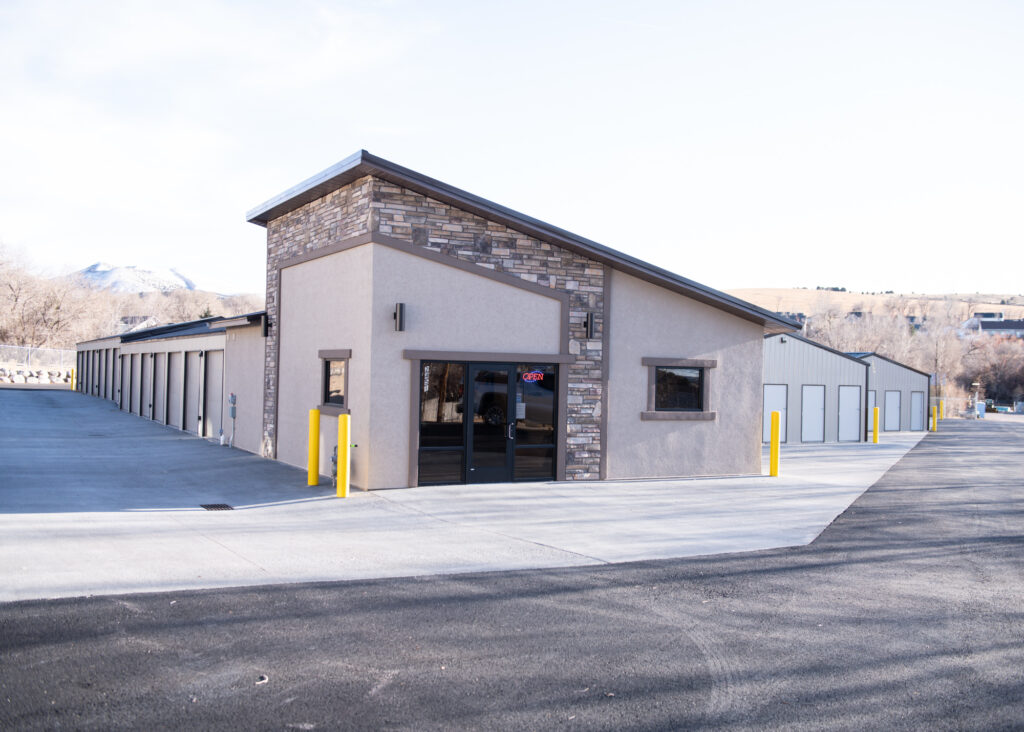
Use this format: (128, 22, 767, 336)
(70, 367, 76, 392)
(307, 408, 320, 486)
(940, 400, 945, 420)
(872, 407, 879, 444)
(337, 413, 350, 498)
(932, 406, 938, 432)
(769, 410, 781, 477)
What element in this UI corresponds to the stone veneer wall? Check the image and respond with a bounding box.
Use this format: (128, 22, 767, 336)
(261, 177, 372, 458)
(262, 175, 605, 480)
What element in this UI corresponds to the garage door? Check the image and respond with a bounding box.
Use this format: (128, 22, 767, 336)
(911, 391, 925, 431)
(184, 351, 202, 434)
(801, 385, 825, 443)
(203, 350, 224, 439)
(884, 390, 901, 431)
(762, 384, 788, 443)
(838, 385, 862, 442)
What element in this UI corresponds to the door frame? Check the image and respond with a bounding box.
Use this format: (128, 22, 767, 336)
(410, 354, 569, 486)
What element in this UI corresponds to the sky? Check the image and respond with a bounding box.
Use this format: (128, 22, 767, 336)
(1, 0, 1021, 296)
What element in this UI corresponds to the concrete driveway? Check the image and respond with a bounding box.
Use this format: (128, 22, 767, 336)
(0, 389, 925, 601)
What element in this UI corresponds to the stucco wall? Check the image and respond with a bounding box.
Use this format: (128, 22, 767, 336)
(224, 325, 266, 454)
(367, 243, 563, 489)
(275, 241, 564, 489)
(605, 270, 765, 478)
(277, 245, 374, 486)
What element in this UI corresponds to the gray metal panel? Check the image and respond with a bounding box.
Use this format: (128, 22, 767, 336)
(141, 354, 153, 419)
(167, 352, 183, 429)
(203, 350, 224, 438)
(184, 352, 201, 434)
(763, 335, 868, 443)
(862, 355, 931, 432)
(153, 353, 167, 424)
(130, 354, 142, 415)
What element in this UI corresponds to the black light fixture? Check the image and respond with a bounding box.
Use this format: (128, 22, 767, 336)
(585, 312, 595, 339)
(394, 303, 406, 332)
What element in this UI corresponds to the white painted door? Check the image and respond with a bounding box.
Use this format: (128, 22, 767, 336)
(911, 391, 925, 431)
(884, 390, 901, 431)
(838, 385, 862, 442)
(801, 385, 826, 442)
(867, 391, 876, 433)
(763, 384, 788, 442)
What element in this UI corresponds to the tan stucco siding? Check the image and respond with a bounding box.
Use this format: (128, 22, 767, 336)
(277, 245, 374, 486)
(605, 270, 765, 478)
(366, 244, 564, 489)
(224, 325, 266, 454)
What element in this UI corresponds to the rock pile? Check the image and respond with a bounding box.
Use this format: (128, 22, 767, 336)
(0, 367, 73, 385)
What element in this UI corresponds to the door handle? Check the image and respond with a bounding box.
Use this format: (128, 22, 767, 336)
(507, 423, 515, 440)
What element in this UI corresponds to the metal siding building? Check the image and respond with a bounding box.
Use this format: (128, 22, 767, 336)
(850, 353, 931, 433)
(763, 334, 869, 443)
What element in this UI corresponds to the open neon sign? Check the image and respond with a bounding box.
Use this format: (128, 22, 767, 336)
(522, 371, 545, 382)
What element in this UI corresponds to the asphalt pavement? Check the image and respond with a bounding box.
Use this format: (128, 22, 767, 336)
(2, 393, 1023, 729)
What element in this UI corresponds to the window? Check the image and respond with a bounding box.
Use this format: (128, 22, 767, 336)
(655, 366, 703, 411)
(318, 349, 351, 413)
(642, 357, 717, 421)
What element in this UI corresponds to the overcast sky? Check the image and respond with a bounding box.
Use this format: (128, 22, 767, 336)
(1, 0, 1021, 296)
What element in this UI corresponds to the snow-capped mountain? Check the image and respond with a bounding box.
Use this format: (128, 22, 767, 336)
(74, 263, 197, 294)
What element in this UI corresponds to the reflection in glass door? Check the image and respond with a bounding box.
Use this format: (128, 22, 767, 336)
(418, 361, 558, 486)
(467, 364, 513, 483)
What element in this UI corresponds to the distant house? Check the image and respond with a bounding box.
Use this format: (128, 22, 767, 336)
(978, 319, 1024, 338)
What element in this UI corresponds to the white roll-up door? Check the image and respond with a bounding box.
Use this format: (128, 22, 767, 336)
(884, 390, 901, 431)
(763, 384, 788, 443)
(911, 391, 925, 431)
(838, 385, 862, 442)
(801, 385, 826, 443)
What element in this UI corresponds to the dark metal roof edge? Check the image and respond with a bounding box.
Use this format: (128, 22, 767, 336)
(246, 150, 367, 225)
(765, 333, 872, 366)
(126, 326, 228, 343)
(246, 151, 800, 332)
(120, 316, 225, 343)
(845, 351, 932, 378)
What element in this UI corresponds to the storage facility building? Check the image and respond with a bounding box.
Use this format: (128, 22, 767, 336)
(762, 333, 869, 443)
(847, 352, 932, 433)
(79, 150, 801, 489)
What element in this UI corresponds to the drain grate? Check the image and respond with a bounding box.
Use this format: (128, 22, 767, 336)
(200, 504, 234, 511)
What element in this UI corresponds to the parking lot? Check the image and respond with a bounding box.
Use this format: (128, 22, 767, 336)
(1, 388, 924, 602)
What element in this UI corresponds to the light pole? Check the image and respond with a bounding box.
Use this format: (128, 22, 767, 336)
(972, 382, 981, 418)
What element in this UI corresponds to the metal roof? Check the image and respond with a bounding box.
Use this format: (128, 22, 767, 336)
(119, 316, 227, 343)
(246, 151, 800, 335)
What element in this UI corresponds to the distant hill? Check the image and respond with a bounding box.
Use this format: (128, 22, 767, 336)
(72, 263, 197, 294)
(727, 288, 1024, 321)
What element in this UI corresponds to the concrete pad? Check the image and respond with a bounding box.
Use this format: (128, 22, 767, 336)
(0, 389, 925, 601)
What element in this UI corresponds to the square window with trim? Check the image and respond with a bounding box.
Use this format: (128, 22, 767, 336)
(323, 359, 347, 407)
(655, 366, 704, 411)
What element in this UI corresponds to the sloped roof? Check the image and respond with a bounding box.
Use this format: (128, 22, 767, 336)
(845, 351, 931, 378)
(246, 151, 799, 335)
(766, 333, 871, 366)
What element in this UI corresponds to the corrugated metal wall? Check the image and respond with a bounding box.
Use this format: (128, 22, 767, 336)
(865, 356, 930, 432)
(763, 335, 868, 443)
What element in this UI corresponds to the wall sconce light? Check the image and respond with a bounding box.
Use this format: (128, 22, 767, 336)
(780, 336, 788, 343)
(585, 312, 596, 339)
(394, 303, 406, 332)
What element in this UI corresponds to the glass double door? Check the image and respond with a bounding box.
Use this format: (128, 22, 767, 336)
(418, 361, 557, 485)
